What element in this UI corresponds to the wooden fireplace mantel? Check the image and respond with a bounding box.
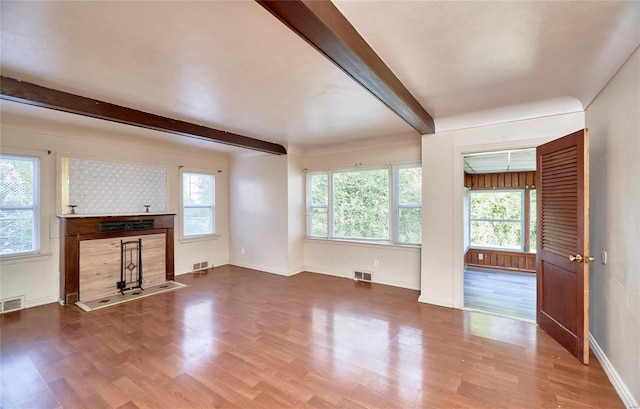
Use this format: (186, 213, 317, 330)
(57, 213, 175, 305)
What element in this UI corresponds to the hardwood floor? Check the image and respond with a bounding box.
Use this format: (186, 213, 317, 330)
(464, 268, 537, 321)
(1, 265, 623, 408)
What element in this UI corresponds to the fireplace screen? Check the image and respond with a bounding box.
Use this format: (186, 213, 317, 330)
(118, 239, 143, 294)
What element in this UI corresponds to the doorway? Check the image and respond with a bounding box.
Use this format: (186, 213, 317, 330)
(462, 148, 538, 321)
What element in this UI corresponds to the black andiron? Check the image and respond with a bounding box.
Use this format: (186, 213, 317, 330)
(118, 239, 144, 294)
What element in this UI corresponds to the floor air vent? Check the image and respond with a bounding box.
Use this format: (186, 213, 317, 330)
(354, 271, 373, 282)
(1, 296, 25, 314)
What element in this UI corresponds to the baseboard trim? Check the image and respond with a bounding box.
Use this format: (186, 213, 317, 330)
(25, 294, 59, 309)
(229, 262, 290, 277)
(288, 269, 305, 277)
(304, 266, 419, 291)
(417, 294, 454, 308)
(303, 266, 347, 279)
(590, 333, 639, 409)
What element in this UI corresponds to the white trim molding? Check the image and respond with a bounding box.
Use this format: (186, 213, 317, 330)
(417, 294, 454, 308)
(229, 262, 291, 277)
(590, 333, 639, 409)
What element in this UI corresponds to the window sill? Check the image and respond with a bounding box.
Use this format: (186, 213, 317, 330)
(305, 237, 420, 251)
(178, 234, 221, 244)
(1, 252, 53, 265)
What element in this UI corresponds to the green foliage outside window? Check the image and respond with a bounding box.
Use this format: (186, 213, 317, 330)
(333, 169, 389, 240)
(470, 191, 523, 250)
(307, 165, 422, 244)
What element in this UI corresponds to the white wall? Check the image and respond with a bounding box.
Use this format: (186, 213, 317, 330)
(305, 240, 420, 289)
(586, 46, 639, 406)
(287, 154, 305, 275)
(0, 119, 230, 308)
(303, 143, 422, 290)
(420, 111, 585, 307)
(229, 153, 290, 275)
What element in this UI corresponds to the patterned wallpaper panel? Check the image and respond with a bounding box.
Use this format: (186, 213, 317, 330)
(65, 158, 167, 215)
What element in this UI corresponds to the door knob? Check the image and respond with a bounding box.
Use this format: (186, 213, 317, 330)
(569, 254, 596, 263)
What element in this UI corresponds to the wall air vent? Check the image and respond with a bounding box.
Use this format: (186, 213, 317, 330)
(1, 296, 25, 314)
(99, 220, 154, 233)
(192, 261, 210, 271)
(353, 270, 373, 282)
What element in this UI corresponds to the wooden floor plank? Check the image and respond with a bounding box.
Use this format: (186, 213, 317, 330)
(0, 265, 623, 408)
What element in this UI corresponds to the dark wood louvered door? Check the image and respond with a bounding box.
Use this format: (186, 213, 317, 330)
(536, 129, 590, 364)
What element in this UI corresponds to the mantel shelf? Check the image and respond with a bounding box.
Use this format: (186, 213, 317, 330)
(57, 212, 177, 219)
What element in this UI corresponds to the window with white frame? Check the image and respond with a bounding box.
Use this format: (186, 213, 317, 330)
(397, 166, 422, 244)
(469, 190, 524, 250)
(307, 163, 421, 244)
(182, 172, 215, 238)
(333, 167, 390, 240)
(0, 155, 39, 256)
(529, 189, 537, 251)
(308, 172, 328, 237)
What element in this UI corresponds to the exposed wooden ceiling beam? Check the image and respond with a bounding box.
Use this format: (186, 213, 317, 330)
(257, 0, 435, 135)
(0, 76, 287, 155)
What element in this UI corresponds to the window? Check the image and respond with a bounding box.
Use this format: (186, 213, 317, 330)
(397, 166, 422, 244)
(308, 172, 328, 237)
(529, 189, 537, 251)
(182, 172, 214, 238)
(307, 163, 421, 245)
(470, 189, 539, 251)
(470, 190, 523, 250)
(333, 168, 389, 240)
(0, 155, 39, 256)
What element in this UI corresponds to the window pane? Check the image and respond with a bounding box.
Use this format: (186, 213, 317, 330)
(399, 208, 421, 244)
(333, 169, 389, 240)
(310, 208, 327, 237)
(470, 191, 522, 220)
(0, 209, 35, 254)
(183, 207, 213, 236)
(183, 173, 213, 206)
(399, 167, 422, 205)
(471, 221, 521, 249)
(183, 172, 214, 237)
(0, 156, 35, 206)
(530, 190, 537, 251)
(310, 173, 328, 206)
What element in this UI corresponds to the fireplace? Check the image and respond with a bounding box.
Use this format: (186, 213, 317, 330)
(57, 213, 175, 304)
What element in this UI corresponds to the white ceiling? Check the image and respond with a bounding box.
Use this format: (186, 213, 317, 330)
(1, 1, 639, 154)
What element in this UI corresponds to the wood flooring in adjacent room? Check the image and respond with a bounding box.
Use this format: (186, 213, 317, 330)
(0, 265, 623, 409)
(464, 268, 537, 321)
